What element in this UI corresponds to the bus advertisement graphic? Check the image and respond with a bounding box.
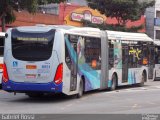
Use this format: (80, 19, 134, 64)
(114, 42, 122, 69)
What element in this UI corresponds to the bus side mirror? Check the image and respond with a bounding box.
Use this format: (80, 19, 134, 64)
(5, 33, 8, 38)
(66, 57, 71, 63)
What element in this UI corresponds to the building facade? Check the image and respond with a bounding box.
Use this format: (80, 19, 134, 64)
(154, 0, 160, 40)
(67, 0, 87, 6)
(145, 0, 160, 40)
(0, 1, 146, 32)
(145, 6, 155, 39)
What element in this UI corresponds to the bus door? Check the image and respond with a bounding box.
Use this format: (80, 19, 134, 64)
(155, 45, 160, 78)
(148, 45, 155, 79)
(70, 42, 78, 91)
(65, 34, 78, 91)
(122, 45, 129, 82)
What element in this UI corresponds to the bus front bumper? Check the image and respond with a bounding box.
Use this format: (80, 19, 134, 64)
(2, 80, 63, 93)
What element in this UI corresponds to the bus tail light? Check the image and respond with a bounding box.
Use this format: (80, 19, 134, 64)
(54, 63, 63, 85)
(2, 63, 9, 83)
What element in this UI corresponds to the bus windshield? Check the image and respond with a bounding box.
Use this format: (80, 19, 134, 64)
(11, 29, 55, 61)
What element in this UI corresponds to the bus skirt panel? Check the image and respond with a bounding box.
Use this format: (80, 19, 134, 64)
(2, 80, 63, 93)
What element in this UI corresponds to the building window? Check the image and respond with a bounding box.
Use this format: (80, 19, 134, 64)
(156, 30, 160, 40)
(156, 11, 160, 18)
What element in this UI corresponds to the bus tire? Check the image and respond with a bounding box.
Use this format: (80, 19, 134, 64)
(154, 71, 156, 81)
(76, 79, 84, 98)
(110, 74, 117, 91)
(139, 72, 146, 87)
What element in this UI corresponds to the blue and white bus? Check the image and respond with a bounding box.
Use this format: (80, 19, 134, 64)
(106, 30, 154, 89)
(154, 40, 160, 80)
(2, 25, 154, 97)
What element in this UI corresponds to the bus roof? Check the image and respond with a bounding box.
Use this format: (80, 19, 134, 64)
(154, 40, 160, 46)
(13, 25, 76, 33)
(106, 30, 153, 42)
(47, 25, 76, 30)
(9, 25, 153, 42)
(8, 25, 101, 38)
(66, 27, 101, 37)
(13, 25, 100, 37)
(0, 32, 5, 37)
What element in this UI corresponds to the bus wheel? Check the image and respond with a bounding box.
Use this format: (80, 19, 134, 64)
(110, 74, 117, 91)
(139, 72, 146, 87)
(154, 72, 156, 81)
(76, 80, 84, 98)
(26, 93, 44, 98)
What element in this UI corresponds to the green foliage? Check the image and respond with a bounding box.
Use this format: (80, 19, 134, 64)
(87, 0, 155, 27)
(82, 20, 144, 32)
(0, 0, 66, 31)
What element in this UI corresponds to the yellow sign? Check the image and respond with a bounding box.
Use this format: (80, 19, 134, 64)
(17, 37, 48, 41)
(129, 47, 141, 60)
(65, 7, 107, 27)
(26, 65, 37, 69)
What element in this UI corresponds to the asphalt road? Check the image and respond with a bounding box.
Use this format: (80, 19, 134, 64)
(0, 81, 160, 114)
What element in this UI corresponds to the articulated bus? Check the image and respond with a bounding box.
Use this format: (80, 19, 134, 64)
(2, 25, 154, 97)
(0, 32, 5, 85)
(154, 40, 160, 80)
(107, 30, 154, 90)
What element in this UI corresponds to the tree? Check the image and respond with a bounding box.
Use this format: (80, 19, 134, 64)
(86, 0, 155, 31)
(82, 20, 144, 32)
(0, 0, 65, 32)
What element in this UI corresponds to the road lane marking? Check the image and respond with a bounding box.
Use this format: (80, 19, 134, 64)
(132, 104, 138, 108)
(155, 86, 160, 88)
(60, 107, 65, 110)
(147, 101, 156, 105)
(66, 104, 73, 107)
(76, 100, 80, 103)
(139, 87, 148, 90)
(0, 90, 7, 93)
(104, 87, 160, 94)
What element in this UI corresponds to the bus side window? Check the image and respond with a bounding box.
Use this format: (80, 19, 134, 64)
(142, 46, 149, 65)
(65, 34, 78, 70)
(65, 35, 71, 70)
(158, 49, 160, 64)
(84, 37, 101, 70)
(149, 46, 155, 64)
(155, 47, 160, 64)
(109, 41, 114, 69)
(128, 45, 142, 68)
(128, 46, 133, 68)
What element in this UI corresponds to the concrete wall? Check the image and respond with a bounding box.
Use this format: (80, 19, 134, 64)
(67, 0, 87, 6)
(7, 11, 60, 27)
(145, 7, 155, 39)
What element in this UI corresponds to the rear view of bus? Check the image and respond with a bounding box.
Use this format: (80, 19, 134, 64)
(2, 26, 63, 96)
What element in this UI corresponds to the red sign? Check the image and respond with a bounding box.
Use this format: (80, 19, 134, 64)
(92, 16, 104, 24)
(71, 13, 84, 22)
(71, 12, 104, 24)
